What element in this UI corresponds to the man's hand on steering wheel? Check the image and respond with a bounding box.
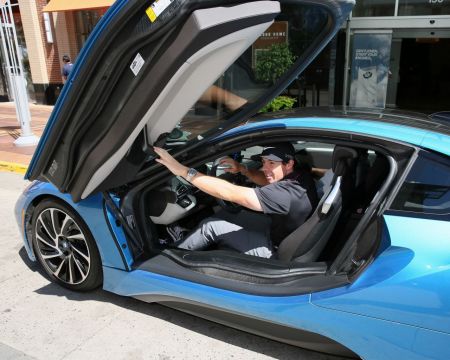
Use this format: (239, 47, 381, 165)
(153, 149, 262, 213)
(219, 157, 245, 175)
(208, 157, 245, 213)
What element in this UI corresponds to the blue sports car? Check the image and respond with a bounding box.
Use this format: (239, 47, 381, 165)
(15, 0, 450, 358)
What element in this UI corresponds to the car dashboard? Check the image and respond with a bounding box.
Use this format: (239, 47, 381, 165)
(149, 176, 199, 225)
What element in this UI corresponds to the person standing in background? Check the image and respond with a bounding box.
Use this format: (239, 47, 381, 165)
(61, 55, 73, 82)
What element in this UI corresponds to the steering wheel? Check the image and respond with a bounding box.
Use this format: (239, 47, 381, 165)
(208, 157, 243, 213)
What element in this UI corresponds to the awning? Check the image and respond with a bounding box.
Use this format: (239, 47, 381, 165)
(43, 0, 114, 12)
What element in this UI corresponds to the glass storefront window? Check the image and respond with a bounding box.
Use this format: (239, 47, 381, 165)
(175, 2, 331, 140)
(288, 44, 333, 107)
(398, 0, 450, 16)
(352, 0, 396, 17)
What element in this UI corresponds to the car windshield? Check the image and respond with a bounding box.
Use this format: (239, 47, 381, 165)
(164, 3, 330, 146)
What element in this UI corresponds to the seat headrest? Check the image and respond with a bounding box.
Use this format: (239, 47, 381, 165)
(332, 146, 358, 176)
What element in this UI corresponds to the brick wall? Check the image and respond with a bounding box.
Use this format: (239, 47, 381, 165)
(53, 11, 79, 66)
(35, 0, 60, 83)
(17, 1, 109, 104)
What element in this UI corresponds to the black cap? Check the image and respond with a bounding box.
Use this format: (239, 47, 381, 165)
(260, 142, 295, 163)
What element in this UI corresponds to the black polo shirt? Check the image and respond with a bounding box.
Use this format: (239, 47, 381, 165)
(254, 171, 314, 246)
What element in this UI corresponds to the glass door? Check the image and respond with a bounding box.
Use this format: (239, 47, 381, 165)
(393, 29, 450, 113)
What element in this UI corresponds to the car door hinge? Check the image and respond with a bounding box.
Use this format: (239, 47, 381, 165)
(102, 192, 144, 258)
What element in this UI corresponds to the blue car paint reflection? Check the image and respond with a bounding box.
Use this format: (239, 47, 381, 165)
(312, 215, 450, 334)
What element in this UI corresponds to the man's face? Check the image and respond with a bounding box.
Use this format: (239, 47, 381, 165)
(261, 158, 293, 183)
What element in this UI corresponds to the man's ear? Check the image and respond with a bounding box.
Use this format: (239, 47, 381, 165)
(286, 159, 295, 170)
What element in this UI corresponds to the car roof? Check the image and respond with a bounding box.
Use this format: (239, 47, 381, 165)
(254, 107, 450, 137)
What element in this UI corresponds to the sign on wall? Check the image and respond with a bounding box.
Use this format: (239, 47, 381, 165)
(350, 31, 392, 108)
(252, 21, 288, 67)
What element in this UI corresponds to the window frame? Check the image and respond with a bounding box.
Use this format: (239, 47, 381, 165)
(387, 149, 450, 219)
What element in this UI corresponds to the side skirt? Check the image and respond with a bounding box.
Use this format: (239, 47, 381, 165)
(135, 294, 359, 359)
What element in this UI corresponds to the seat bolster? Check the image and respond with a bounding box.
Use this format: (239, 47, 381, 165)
(277, 211, 320, 262)
(321, 176, 341, 215)
(332, 147, 357, 175)
(277, 180, 343, 262)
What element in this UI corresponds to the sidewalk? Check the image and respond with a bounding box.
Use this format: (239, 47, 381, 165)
(0, 102, 53, 174)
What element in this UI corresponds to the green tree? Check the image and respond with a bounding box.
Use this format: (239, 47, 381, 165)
(255, 43, 297, 112)
(255, 43, 296, 85)
(259, 96, 296, 113)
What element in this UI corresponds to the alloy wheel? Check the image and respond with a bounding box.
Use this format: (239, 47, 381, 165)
(34, 208, 91, 285)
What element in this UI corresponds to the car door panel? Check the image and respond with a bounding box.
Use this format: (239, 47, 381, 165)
(311, 215, 450, 334)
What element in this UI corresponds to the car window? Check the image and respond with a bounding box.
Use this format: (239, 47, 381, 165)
(390, 151, 450, 216)
(241, 146, 264, 162)
(294, 142, 335, 169)
(166, 3, 330, 145)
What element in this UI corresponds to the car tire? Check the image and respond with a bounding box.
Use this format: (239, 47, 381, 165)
(31, 198, 102, 291)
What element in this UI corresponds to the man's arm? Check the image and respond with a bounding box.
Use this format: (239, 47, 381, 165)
(199, 85, 247, 112)
(311, 167, 329, 178)
(153, 147, 263, 212)
(219, 158, 268, 186)
(190, 173, 262, 211)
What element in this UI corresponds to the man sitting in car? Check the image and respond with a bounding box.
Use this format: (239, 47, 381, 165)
(153, 143, 318, 258)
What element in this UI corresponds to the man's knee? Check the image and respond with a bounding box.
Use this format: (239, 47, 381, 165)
(198, 217, 221, 242)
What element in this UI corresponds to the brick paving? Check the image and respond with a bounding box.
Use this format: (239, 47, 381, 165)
(0, 102, 52, 169)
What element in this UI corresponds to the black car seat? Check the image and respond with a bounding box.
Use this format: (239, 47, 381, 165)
(294, 149, 319, 211)
(353, 152, 390, 211)
(276, 146, 358, 263)
(317, 168, 334, 198)
(295, 169, 319, 212)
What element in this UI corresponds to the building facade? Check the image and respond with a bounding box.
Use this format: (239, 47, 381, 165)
(0, 0, 110, 104)
(2, 0, 449, 113)
(305, 0, 450, 112)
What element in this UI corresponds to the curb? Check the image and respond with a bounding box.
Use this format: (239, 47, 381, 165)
(0, 161, 28, 174)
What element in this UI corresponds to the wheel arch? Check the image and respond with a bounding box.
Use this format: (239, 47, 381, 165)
(23, 194, 69, 260)
(30, 196, 104, 290)
(21, 184, 128, 270)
